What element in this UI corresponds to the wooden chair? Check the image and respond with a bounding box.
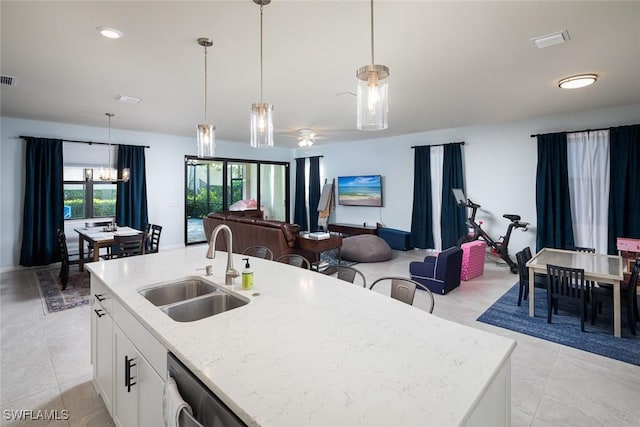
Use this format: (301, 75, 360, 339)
(112, 234, 145, 258)
(57, 229, 92, 290)
(546, 264, 589, 332)
(145, 223, 163, 254)
(369, 276, 435, 313)
(276, 254, 310, 270)
(242, 245, 274, 260)
(333, 265, 367, 288)
(590, 259, 639, 335)
(516, 248, 547, 306)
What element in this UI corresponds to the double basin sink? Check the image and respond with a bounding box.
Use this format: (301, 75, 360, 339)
(139, 278, 248, 322)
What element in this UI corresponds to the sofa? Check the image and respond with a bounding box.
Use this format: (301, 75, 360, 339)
(203, 212, 300, 260)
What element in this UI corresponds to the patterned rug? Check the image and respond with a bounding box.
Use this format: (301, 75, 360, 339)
(34, 266, 90, 314)
(477, 283, 640, 366)
(320, 249, 357, 267)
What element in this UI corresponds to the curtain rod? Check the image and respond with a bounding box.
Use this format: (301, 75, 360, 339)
(411, 141, 465, 149)
(529, 127, 611, 138)
(294, 155, 324, 160)
(19, 136, 150, 149)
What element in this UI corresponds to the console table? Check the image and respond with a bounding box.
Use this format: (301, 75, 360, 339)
(328, 223, 378, 235)
(297, 235, 343, 263)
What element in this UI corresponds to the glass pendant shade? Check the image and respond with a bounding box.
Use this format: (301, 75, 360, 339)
(357, 64, 389, 130)
(250, 102, 274, 148)
(197, 124, 216, 157)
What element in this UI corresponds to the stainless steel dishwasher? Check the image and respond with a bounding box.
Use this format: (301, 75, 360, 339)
(167, 353, 247, 427)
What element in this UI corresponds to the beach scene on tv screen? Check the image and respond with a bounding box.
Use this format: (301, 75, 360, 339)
(338, 175, 382, 206)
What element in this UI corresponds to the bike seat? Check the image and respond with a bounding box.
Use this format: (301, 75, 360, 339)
(503, 214, 521, 222)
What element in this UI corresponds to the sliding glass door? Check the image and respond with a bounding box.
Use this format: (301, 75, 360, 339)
(185, 156, 290, 244)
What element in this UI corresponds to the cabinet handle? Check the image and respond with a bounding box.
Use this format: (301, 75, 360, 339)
(124, 355, 137, 393)
(94, 293, 106, 302)
(94, 309, 106, 318)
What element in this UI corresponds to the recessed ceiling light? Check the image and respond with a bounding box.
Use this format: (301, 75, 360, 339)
(558, 74, 598, 89)
(97, 26, 123, 39)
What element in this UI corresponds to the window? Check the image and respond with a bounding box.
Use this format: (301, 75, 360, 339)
(63, 166, 116, 220)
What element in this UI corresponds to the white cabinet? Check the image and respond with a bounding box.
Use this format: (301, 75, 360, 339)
(90, 277, 165, 427)
(113, 324, 164, 427)
(91, 281, 114, 415)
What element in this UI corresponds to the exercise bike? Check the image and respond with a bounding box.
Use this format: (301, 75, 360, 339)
(452, 189, 528, 274)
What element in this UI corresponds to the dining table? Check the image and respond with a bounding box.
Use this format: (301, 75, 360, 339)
(74, 226, 144, 271)
(526, 247, 624, 337)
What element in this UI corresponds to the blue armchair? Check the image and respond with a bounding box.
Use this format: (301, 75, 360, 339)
(409, 246, 463, 295)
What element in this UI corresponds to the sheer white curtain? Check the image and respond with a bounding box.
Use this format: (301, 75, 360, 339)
(567, 130, 610, 253)
(430, 146, 444, 251)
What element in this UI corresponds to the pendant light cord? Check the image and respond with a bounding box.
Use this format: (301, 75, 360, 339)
(107, 113, 113, 179)
(370, 0, 374, 66)
(260, 3, 264, 104)
(204, 45, 208, 122)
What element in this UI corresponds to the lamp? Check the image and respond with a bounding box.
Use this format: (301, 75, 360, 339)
(250, 0, 274, 148)
(196, 37, 216, 158)
(356, 0, 389, 131)
(558, 74, 597, 89)
(98, 113, 130, 182)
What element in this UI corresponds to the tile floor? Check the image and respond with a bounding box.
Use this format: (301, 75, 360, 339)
(1, 248, 639, 427)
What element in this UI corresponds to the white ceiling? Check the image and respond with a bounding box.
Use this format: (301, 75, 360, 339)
(2, 1, 639, 148)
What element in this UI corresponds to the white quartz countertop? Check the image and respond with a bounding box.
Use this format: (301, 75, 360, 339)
(87, 245, 516, 427)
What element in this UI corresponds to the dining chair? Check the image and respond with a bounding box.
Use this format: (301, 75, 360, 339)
(590, 259, 639, 335)
(242, 245, 274, 260)
(276, 254, 311, 270)
(369, 276, 435, 313)
(333, 265, 367, 288)
(57, 229, 92, 290)
(111, 234, 145, 258)
(145, 223, 163, 254)
(84, 220, 114, 257)
(546, 264, 590, 332)
(516, 248, 547, 306)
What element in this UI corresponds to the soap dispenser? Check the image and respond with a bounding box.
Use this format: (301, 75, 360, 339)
(241, 258, 253, 290)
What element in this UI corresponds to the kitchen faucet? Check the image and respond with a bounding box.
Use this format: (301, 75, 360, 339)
(206, 224, 239, 286)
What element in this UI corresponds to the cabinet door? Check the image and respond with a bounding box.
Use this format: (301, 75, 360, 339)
(93, 302, 114, 413)
(114, 325, 138, 427)
(137, 357, 165, 427)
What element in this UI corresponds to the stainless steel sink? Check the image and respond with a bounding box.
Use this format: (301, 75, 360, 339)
(139, 279, 218, 306)
(161, 293, 248, 322)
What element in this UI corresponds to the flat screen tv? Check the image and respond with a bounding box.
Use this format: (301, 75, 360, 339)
(337, 175, 383, 207)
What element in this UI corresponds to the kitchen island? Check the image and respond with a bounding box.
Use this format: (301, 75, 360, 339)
(87, 245, 516, 426)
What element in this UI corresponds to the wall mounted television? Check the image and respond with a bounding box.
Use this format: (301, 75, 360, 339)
(337, 175, 383, 207)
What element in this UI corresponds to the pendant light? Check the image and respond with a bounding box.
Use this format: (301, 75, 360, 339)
(98, 113, 130, 182)
(250, 0, 274, 148)
(196, 37, 216, 157)
(356, 0, 389, 131)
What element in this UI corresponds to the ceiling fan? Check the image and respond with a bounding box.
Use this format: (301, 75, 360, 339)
(297, 128, 318, 147)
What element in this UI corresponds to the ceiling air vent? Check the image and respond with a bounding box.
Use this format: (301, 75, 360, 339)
(1, 75, 17, 86)
(531, 30, 570, 48)
(115, 94, 142, 104)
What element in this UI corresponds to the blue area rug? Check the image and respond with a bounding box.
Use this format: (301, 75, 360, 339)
(477, 284, 640, 366)
(35, 266, 90, 314)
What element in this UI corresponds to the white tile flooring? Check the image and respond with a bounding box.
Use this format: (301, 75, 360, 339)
(1, 248, 639, 427)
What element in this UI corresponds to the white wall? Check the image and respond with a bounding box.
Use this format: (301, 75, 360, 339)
(295, 104, 640, 254)
(0, 117, 292, 269)
(3, 104, 638, 269)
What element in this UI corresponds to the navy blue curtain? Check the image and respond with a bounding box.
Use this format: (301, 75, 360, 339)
(535, 132, 574, 251)
(115, 145, 148, 231)
(410, 146, 434, 249)
(440, 144, 466, 249)
(20, 138, 64, 266)
(293, 158, 308, 230)
(608, 124, 640, 254)
(308, 156, 321, 232)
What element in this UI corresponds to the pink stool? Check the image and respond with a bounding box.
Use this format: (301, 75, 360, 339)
(460, 240, 486, 281)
